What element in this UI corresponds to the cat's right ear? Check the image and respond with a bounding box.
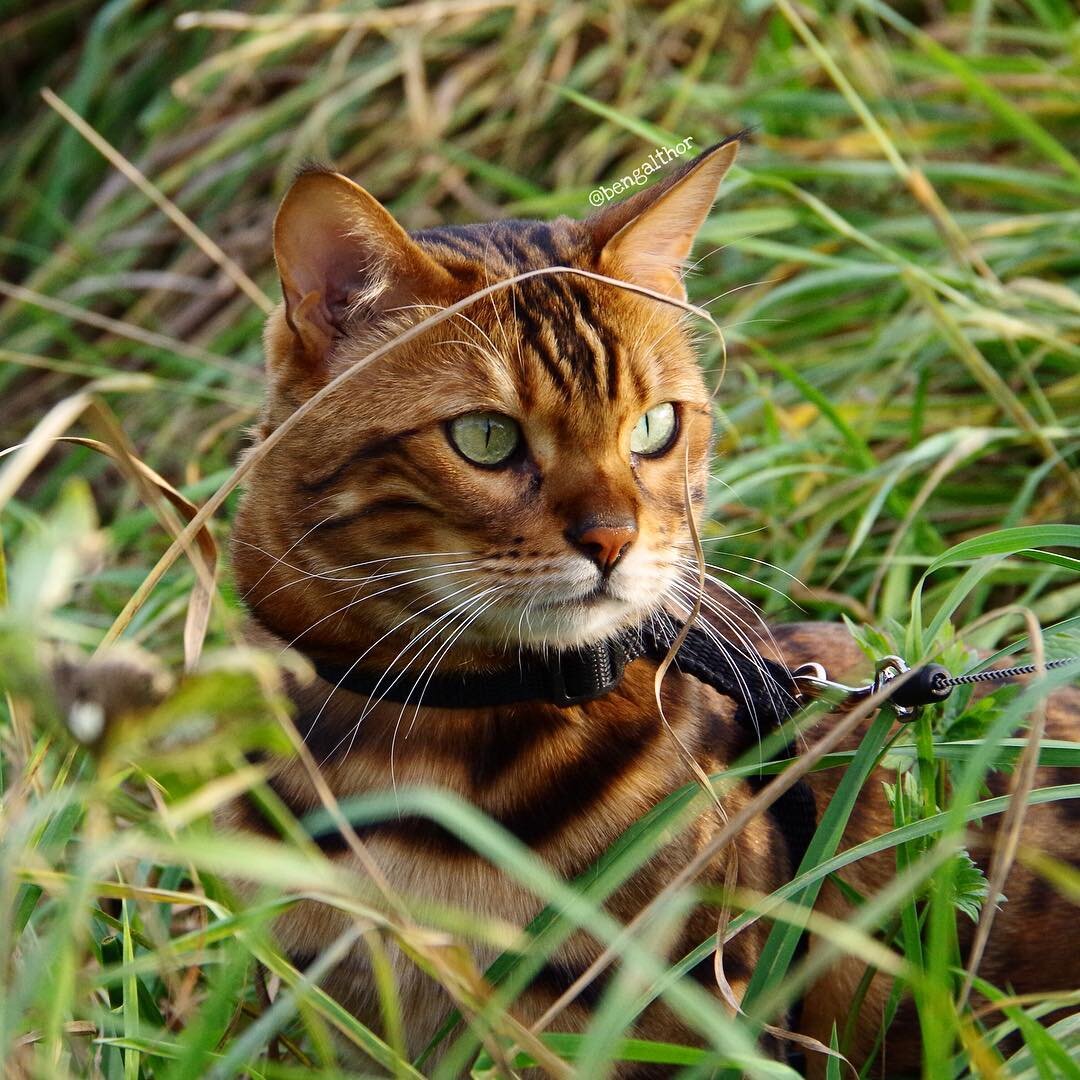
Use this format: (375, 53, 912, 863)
(272, 168, 453, 371)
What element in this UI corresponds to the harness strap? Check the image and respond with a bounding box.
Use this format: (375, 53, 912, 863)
(647, 626, 819, 936)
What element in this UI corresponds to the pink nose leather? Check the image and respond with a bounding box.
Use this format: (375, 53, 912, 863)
(568, 522, 637, 573)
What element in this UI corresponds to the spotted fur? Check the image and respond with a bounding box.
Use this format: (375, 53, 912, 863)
(228, 138, 1080, 1076)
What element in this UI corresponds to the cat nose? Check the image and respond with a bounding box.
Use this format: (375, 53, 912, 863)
(566, 518, 637, 574)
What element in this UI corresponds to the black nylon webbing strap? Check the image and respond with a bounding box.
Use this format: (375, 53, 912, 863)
(642, 626, 819, 904)
(313, 633, 633, 709)
(636, 623, 800, 732)
(312, 621, 799, 720)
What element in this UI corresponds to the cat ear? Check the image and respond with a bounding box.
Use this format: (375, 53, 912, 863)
(273, 167, 453, 368)
(587, 136, 740, 301)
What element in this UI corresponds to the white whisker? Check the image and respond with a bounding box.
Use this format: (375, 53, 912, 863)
(390, 588, 508, 791)
(319, 560, 486, 600)
(239, 516, 337, 600)
(353, 586, 498, 724)
(308, 581, 491, 760)
(676, 554, 798, 610)
(671, 567, 781, 655)
(690, 547, 810, 591)
(670, 573, 792, 683)
(667, 592, 763, 731)
(284, 565, 490, 651)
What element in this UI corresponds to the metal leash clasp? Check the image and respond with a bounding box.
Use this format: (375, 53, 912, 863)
(791, 653, 919, 719)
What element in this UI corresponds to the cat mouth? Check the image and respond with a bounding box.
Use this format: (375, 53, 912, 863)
(535, 581, 617, 610)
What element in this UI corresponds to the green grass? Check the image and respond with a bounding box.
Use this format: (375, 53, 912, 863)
(2, 1, 1079, 1076)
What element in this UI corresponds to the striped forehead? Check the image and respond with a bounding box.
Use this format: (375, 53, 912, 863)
(522, 281, 673, 423)
(413, 218, 572, 276)
(414, 219, 659, 406)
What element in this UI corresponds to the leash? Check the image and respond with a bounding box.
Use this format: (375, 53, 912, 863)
(791, 653, 1078, 721)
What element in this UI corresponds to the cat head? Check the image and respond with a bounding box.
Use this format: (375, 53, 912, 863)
(234, 138, 739, 662)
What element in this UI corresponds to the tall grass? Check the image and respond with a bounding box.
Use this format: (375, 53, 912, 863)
(1, 1, 1078, 1076)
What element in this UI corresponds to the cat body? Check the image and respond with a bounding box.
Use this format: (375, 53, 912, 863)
(229, 139, 1080, 1074)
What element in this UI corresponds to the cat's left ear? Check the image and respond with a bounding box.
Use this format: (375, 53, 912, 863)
(587, 136, 740, 301)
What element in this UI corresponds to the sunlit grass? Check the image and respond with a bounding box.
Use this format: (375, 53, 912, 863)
(1, 1, 1079, 1076)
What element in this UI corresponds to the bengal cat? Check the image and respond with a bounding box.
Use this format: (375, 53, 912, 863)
(228, 136, 1080, 1076)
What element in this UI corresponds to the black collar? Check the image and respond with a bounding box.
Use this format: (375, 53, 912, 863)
(313, 631, 634, 711)
(308, 621, 800, 724)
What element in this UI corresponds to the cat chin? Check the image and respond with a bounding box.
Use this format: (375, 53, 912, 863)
(473, 596, 653, 652)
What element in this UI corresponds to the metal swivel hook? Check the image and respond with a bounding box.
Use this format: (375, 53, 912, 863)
(790, 654, 921, 719)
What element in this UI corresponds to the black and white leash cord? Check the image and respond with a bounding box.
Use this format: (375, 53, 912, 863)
(792, 653, 1078, 720)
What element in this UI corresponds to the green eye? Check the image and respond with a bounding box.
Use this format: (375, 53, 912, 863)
(630, 402, 678, 457)
(448, 411, 521, 466)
